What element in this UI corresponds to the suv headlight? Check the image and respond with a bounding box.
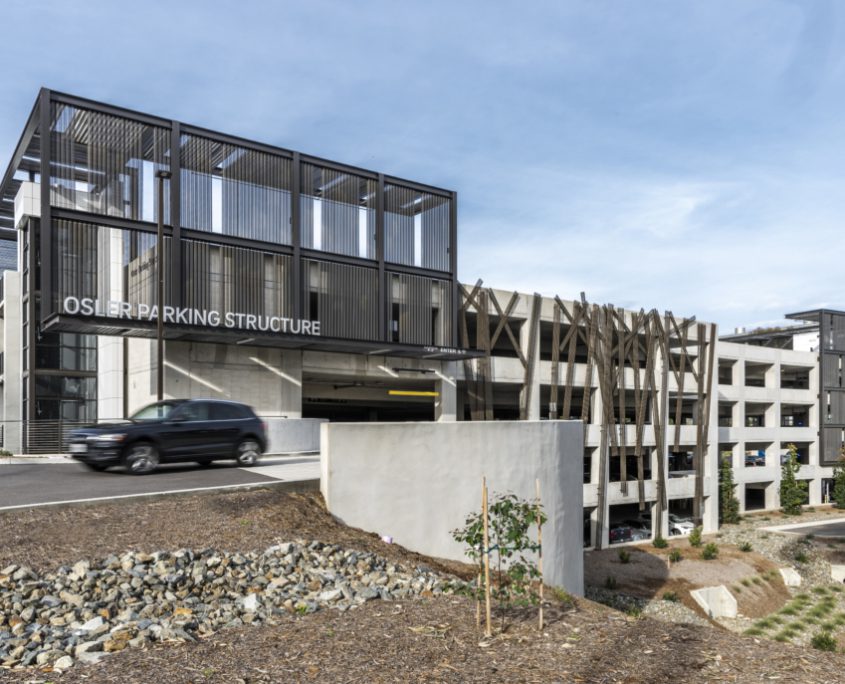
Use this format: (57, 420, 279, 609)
(90, 434, 127, 443)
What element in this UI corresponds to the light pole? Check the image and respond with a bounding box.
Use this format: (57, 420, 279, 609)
(155, 170, 172, 402)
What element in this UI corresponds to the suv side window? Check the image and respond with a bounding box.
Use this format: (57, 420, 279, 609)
(210, 403, 243, 420)
(173, 402, 210, 422)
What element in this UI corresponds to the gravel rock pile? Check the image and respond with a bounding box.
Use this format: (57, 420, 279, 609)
(716, 521, 834, 587)
(585, 586, 710, 628)
(0, 541, 446, 671)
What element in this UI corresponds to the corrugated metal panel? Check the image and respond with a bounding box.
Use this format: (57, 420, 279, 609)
(183, 239, 293, 318)
(388, 272, 451, 346)
(303, 258, 378, 340)
(181, 135, 292, 244)
(384, 184, 450, 271)
(300, 163, 376, 259)
(50, 104, 171, 222)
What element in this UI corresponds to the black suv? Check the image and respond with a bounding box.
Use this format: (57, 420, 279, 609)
(68, 399, 267, 475)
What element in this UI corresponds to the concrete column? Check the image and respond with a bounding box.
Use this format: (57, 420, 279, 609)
(808, 477, 822, 506)
(434, 361, 457, 422)
(98, 337, 124, 420)
(736, 482, 747, 514)
(1, 272, 23, 453)
(765, 481, 779, 511)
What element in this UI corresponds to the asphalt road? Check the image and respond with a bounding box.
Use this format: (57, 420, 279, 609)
(0, 456, 320, 510)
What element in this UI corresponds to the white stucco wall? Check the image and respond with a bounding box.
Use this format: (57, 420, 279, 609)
(265, 417, 324, 454)
(321, 420, 584, 595)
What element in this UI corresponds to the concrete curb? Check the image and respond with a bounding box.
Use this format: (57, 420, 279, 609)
(761, 517, 845, 533)
(0, 453, 319, 466)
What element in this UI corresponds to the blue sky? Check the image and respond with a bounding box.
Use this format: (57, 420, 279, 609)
(1, 0, 843, 331)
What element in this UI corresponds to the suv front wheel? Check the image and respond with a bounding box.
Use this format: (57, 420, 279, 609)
(235, 439, 262, 467)
(124, 442, 159, 475)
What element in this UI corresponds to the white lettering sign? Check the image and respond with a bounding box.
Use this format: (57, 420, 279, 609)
(61, 297, 322, 337)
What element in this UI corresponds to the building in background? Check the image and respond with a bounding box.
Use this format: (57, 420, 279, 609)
(0, 89, 840, 548)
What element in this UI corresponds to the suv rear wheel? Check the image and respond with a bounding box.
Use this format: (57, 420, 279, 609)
(124, 443, 159, 475)
(236, 439, 261, 467)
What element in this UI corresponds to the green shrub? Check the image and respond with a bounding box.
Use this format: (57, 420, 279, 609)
(773, 632, 791, 642)
(805, 533, 815, 541)
(780, 445, 808, 516)
(811, 631, 837, 652)
(794, 551, 809, 563)
(741, 578, 752, 587)
(830, 585, 843, 593)
(618, 549, 631, 564)
(668, 549, 682, 563)
(739, 541, 753, 552)
(662, 591, 679, 602)
(701, 542, 719, 560)
(812, 586, 829, 595)
(689, 527, 703, 547)
(652, 536, 668, 549)
(605, 575, 617, 590)
(744, 627, 764, 636)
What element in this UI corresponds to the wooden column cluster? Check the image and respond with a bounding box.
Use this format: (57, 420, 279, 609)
(459, 287, 717, 549)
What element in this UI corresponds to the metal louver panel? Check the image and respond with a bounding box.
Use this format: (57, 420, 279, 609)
(180, 135, 292, 244)
(183, 239, 293, 318)
(389, 272, 451, 346)
(53, 219, 170, 312)
(300, 163, 376, 259)
(303, 258, 378, 341)
(384, 184, 450, 272)
(50, 104, 171, 222)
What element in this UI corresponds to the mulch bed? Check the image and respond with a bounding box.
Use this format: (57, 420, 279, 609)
(1, 488, 845, 683)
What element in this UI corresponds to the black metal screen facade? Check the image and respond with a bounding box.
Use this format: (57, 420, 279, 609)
(5, 89, 458, 359)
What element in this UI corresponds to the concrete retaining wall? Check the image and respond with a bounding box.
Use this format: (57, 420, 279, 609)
(265, 418, 324, 454)
(320, 420, 584, 595)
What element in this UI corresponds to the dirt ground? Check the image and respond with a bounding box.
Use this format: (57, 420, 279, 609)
(585, 536, 790, 619)
(1, 488, 844, 683)
(0, 489, 472, 579)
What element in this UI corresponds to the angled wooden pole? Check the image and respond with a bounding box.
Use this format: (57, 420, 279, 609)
(483, 476, 492, 637)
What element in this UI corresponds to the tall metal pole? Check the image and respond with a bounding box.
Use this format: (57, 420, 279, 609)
(156, 170, 172, 402)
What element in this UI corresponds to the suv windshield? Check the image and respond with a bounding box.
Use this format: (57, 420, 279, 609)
(130, 401, 181, 422)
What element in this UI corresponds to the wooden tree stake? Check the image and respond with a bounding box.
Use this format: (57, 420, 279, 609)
(536, 478, 544, 631)
(482, 476, 492, 637)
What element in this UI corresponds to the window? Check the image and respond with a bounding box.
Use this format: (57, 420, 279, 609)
(173, 402, 210, 422)
(210, 403, 244, 420)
